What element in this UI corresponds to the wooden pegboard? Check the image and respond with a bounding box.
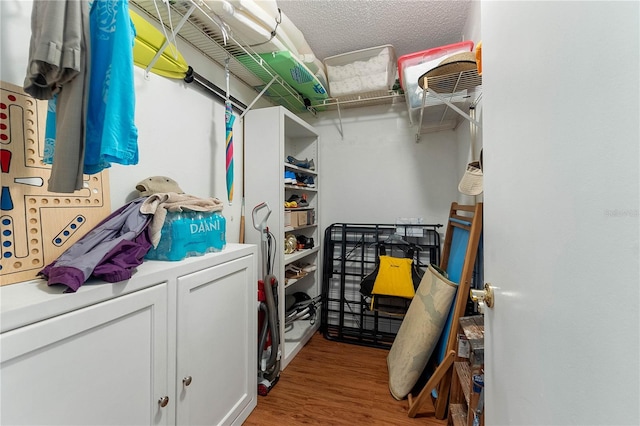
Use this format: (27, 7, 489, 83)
(1, 81, 111, 285)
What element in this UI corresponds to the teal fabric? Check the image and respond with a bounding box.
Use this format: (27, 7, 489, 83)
(43, 95, 57, 165)
(84, 0, 138, 174)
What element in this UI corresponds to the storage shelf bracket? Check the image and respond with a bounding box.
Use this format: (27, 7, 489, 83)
(314, 91, 405, 140)
(336, 101, 344, 139)
(416, 88, 481, 142)
(238, 74, 317, 120)
(239, 75, 278, 120)
(145, 2, 198, 78)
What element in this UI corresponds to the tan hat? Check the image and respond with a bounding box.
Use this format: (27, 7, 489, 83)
(136, 176, 184, 197)
(458, 160, 483, 196)
(418, 51, 478, 90)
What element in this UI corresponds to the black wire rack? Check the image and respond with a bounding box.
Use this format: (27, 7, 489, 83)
(320, 223, 443, 350)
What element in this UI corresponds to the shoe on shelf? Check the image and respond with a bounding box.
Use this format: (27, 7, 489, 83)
(284, 170, 297, 184)
(293, 261, 317, 273)
(295, 235, 308, 250)
(285, 269, 307, 281)
(294, 174, 308, 187)
(296, 174, 315, 188)
(284, 200, 298, 208)
(286, 156, 315, 170)
(304, 237, 314, 249)
(295, 235, 314, 250)
(287, 193, 308, 208)
(285, 264, 307, 280)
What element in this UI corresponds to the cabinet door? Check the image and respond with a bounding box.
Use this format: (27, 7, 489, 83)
(176, 255, 257, 426)
(0, 284, 169, 426)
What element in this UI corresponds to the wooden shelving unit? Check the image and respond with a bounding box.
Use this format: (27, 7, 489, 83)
(449, 315, 485, 426)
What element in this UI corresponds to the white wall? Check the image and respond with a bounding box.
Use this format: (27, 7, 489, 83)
(0, 0, 273, 244)
(309, 1, 483, 231)
(110, 69, 235, 208)
(0, 1, 34, 85)
(310, 103, 462, 229)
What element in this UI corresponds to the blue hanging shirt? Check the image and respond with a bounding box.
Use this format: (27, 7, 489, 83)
(84, 0, 138, 174)
(43, 95, 57, 165)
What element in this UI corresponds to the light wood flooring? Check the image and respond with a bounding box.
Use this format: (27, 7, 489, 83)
(243, 331, 447, 425)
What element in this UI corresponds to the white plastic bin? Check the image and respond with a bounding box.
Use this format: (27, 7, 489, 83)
(323, 45, 396, 98)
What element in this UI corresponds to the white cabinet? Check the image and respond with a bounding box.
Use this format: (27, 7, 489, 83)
(0, 284, 169, 426)
(175, 255, 256, 425)
(245, 106, 321, 369)
(1, 244, 256, 426)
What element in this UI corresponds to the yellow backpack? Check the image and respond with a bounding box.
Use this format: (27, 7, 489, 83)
(370, 252, 417, 310)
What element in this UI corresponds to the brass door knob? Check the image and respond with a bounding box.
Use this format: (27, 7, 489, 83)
(470, 283, 494, 309)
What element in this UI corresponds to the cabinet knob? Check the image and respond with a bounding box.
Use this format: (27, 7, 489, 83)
(183, 376, 193, 386)
(158, 396, 169, 408)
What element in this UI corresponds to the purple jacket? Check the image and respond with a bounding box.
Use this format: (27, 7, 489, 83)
(40, 197, 152, 292)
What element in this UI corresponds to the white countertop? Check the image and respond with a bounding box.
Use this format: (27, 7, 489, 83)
(1, 243, 256, 333)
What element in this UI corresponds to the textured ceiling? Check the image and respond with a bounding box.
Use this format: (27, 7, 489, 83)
(277, 0, 473, 61)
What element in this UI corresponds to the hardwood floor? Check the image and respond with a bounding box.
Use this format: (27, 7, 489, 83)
(243, 332, 446, 425)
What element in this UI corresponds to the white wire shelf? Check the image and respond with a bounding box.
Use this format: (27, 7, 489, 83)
(130, 1, 482, 134)
(130, 0, 315, 114)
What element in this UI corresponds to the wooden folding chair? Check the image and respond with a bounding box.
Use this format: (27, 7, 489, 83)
(407, 202, 483, 419)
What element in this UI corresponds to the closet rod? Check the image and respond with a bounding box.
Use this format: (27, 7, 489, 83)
(187, 69, 247, 114)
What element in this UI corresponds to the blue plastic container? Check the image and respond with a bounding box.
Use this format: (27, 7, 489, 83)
(146, 211, 226, 261)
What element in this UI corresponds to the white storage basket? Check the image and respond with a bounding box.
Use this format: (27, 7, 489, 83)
(323, 45, 396, 98)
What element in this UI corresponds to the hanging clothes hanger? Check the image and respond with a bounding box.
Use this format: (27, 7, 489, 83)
(381, 233, 410, 245)
(369, 233, 409, 249)
(369, 233, 413, 252)
(375, 233, 423, 258)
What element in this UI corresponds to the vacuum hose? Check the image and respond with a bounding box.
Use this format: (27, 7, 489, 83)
(263, 274, 280, 382)
(258, 301, 269, 371)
